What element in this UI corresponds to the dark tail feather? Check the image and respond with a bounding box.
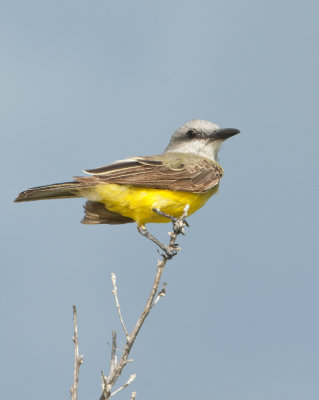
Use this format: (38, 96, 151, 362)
(82, 200, 134, 225)
(14, 181, 94, 202)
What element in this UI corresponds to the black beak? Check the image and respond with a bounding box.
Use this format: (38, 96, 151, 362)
(209, 128, 240, 141)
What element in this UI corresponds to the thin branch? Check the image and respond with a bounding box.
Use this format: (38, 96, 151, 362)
(70, 305, 83, 400)
(110, 330, 117, 375)
(101, 370, 108, 393)
(111, 374, 136, 397)
(111, 273, 130, 340)
(131, 392, 137, 400)
(99, 205, 189, 400)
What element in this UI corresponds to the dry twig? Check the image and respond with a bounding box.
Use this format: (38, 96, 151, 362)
(110, 331, 117, 375)
(70, 305, 83, 400)
(111, 273, 130, 340)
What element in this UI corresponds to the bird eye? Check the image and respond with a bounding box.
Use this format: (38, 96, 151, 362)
(186, 129, 196, 139)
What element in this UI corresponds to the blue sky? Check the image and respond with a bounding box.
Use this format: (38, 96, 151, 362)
(1, 1, 318, 399)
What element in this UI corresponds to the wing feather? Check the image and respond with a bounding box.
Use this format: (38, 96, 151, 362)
(80, 154, 223, 193)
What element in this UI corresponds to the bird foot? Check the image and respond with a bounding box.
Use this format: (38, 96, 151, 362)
(157, 243, 181, 259)
(138, 205, 189, 258)
(152, 208, 189, 235)
(137, 226, 181, 259)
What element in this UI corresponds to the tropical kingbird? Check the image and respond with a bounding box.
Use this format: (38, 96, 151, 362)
(15, 119, 239, 255)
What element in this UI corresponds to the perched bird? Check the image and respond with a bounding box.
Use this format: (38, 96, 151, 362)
(15, 119, 239, 256)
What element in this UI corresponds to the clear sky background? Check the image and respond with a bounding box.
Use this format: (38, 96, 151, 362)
(1, 1, 318, 399)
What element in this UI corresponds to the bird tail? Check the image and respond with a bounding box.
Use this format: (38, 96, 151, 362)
(14, 181, 95, 202)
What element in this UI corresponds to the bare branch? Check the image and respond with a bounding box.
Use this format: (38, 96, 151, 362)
(101, 370, 108, 393)
(111, 273, 130, 340)
(70, 305, 83, 400)
(110, 330, 117, 375)
(111, 374, 136, 397)
(99, 205, 189, 400)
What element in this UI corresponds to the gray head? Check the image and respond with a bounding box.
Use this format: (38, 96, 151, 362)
(164, 119, 240, 161)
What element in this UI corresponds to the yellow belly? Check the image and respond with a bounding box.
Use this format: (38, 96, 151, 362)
(87, 183, 219, 225)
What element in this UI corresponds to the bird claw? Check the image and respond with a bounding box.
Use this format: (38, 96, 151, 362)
(152, 208, 189, 235)
(141, 205, 190, 258)
(157, 244, 181, 259)
(172, 219, 188, 235)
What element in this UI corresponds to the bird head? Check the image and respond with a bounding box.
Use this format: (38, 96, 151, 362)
(164, 119, 240, 161)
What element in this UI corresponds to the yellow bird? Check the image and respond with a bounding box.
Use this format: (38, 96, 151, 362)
(15, 119, 239, 257)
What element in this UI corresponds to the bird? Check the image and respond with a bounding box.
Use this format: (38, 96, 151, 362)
(14, 119, 239, 257)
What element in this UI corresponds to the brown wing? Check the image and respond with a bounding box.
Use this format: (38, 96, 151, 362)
(82, 201, 134, 225)
(77, 153, 223, 193)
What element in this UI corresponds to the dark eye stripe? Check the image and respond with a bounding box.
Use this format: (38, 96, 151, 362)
(186, 129, 196, 138)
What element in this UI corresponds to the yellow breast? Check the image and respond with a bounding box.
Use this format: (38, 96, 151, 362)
(87, 183, 219, 225)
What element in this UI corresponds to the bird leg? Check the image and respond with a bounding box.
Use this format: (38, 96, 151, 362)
(137, 205, 190, 259)
(137, 225, 180, 259)
(152, 208, 189, 235)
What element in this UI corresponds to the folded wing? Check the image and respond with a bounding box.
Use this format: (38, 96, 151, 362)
(78, 153, 223, 193)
